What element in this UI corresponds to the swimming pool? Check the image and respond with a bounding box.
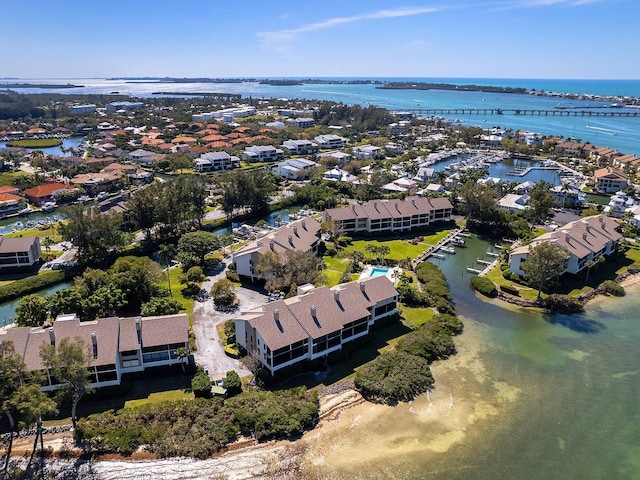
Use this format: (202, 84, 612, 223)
(370, 267, 390, 277)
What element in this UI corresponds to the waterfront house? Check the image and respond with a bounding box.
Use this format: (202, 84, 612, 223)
(413, 166, 436, 184)
(23, 183, 77, 206)
(497, 193, 529, 213)
(323, 196, 453, 234)
(0, 313, 189, 392)
(0, 236, 41, 272)
(0, 193, 26, 219)
(235, 276, 398, 375)
(594, 167, 628, 194)
(232, 217, 321, 281)
(508, 215, 622, 277)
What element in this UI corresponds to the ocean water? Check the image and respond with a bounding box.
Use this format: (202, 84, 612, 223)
(6, 77, 640, 156)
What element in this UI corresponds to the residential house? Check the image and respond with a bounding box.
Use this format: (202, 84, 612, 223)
(413, 166, 436, 184)
(0, 237, 41, 271)
(388, 121, 411, 135)
(194, 152, 240, 172)
(550, 185, 586, 208)
(282, 139, 319, 155)
(285, 118, 315, 129)
(232, 217, 321, 281)
(604, 191, 636, 217)
(271, 158, 319, 180)
(23, 183, 77, 206)
(314, 134, 347, 150)
(323, 196, 453, 234)
(316, 151, 351, 167)
(70, 172, 122, 196)
(382, 177, 418, 195)
(235, 276, 398, 375)
(0, 313, 189, 392)
(594, 167, 628, 194)
(497, 193, 529, 213)
(69, 104, 97, 114)
(509, 215, 622, 277)
(0, 193, 26, 218)
(241, 145, 284, 163)
(323, 167, 358, 183)
(106, 101, 144, 112)
(352, 145, 383, 160)
(385, 142, 404, 156)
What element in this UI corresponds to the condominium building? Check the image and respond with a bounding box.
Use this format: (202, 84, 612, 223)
(0, 313, 189, 391)
(323, 196, 453, 234)
(236, 276, 398, 375)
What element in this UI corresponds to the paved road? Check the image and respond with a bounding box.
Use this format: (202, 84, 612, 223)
(191, 260, 268, 379)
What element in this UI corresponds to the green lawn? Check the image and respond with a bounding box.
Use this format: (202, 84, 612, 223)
(340, 229, 454, 262)
(124, 389, 193, 409)
(160, 267, 196, 322)
(400, 305, 436, 328)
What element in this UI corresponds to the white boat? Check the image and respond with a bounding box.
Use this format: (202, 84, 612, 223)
(40, 202, 57, 212)
(18, 207, 34, 216)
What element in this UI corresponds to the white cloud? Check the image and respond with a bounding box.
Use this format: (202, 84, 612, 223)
(258, 6, 444, 48)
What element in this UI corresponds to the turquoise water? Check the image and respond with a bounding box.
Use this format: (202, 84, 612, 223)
(312, 236, 640, 479)
(8, 78, 640, 156)
(370, 267, 389, 277)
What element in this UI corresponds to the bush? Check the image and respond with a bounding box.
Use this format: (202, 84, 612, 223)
(626, 263, 640, 275)
(0, 270, 66, 303)
(354, 350, 434, 404)
(324, 246, 337, 257)
(542, 294, 584, 313)
(470, 276, 498, 298)
(191, 371, 212, 398)
(601, 280, 624, 296)
(396, 323, 456, 363)
(432, 313, 464, 336)
(222, 370, 242, 396)
(226, 270, 240, 283)
(204, 253, 223, 271)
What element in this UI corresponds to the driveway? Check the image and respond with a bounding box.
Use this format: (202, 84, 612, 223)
(191, 259, 268, 379)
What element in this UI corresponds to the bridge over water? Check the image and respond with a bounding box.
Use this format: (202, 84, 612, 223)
(400, 108, 639, 117)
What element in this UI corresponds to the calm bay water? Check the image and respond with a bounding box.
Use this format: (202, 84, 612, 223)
(313, 237, 640, 480)
(6, 77, 640, 156)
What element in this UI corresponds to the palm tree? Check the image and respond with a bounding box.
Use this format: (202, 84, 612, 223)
(159, 244, 176, 297)
(42, 236, 53, 259)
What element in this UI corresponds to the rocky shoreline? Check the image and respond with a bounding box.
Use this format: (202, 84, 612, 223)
(494, 270, 640, 308)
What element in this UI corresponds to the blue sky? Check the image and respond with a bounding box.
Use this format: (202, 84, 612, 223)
(2, 0, 637, 79)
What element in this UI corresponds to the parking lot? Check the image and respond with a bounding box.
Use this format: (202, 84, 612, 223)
(191, 262, 269, 378)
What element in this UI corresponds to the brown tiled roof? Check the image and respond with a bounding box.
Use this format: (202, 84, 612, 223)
(0, 186, 20, 195)
(0, 237, 38, 254)
(234, 217, 321, 259)
(141, 314, 189, 347)
(325, 196, 452, 222)
(118, 317, 141, 352)
(247, 302, 309, 351)
(23, 183, 75, 198)
(0, 326, 31, 357)
(0, 193, 23, 203)
(512, 215, 622, 261)
(243, 276, 397, 349)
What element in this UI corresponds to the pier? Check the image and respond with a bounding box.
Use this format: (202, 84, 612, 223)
(412, 228, 463, 268)
(398, 107, 639, 117)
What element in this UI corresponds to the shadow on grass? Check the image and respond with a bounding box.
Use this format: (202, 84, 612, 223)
(543, 311, 605, 334)
(61, 366, 192, 420)
(273, 319, 414, 391)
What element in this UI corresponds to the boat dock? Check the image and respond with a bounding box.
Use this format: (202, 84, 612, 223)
(412, 228, 464, 268)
